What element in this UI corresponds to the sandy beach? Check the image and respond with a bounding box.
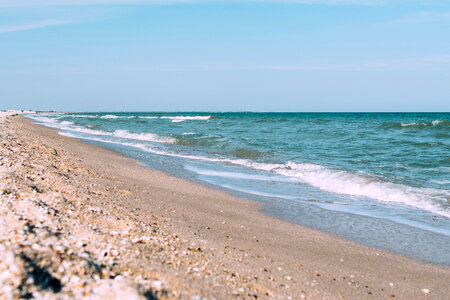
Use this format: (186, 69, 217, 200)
(0, 114, 449, 299)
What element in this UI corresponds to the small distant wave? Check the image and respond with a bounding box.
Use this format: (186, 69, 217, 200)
(100, 115, 120, 119)
(380, 120, 449, 129)
(432, 120, 443, 126)
(60, 114, 99, 118)
(401, 122, 424, 127)
(431, 180, 450, 185)
(99, 115, 139, 119)
(182, 132, 196, 135)
(60, 114, 211, 122)
(399, 120, 448, 128)
(59, 114, 138, 120)
(160, 116, 211, 123)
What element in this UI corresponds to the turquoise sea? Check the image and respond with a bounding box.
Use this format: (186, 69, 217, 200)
(27, 112, 450, 265)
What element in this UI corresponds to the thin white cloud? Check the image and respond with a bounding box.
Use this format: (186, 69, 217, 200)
(116, 55, 450, 72)
(236, 55, 450, 71)
(6, 55, 450, 75)
(268, 0, 385, 4)
(0, 0, 398, 7)
(0, 0, 187, 7)
(0, 20, 75, 33)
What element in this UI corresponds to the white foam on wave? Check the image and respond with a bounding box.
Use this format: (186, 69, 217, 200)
(28, 114, 175, 144)
(112, 130, 176, 144)
(58, 124, 111, 136)
(27, 116, 49, 122)
(182, 132, 196, 135)
(64, 127, 175, 144)
(99, 114, 137, 119)
(160, 116, 211, 123)
(100, 115, 120, 119)
(401, 120, 445, 127)
(30, 115, 98, 136)
(61, 114, 99, 118)
(401, 122, 424, 127)
(95, 115, 210, 122)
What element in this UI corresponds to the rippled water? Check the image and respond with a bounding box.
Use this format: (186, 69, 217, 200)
(27, 112, 450, 264)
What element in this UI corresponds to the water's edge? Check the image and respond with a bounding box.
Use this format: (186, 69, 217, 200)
(25, 113, 450, 266)
(85, 138, 450, 266)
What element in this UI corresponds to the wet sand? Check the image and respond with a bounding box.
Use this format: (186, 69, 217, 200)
(1, 114, 449, 299)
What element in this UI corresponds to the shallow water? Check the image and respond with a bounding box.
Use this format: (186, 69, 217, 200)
(27, 112, 450, 265)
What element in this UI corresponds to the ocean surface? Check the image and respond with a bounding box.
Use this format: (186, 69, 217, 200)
(27, 112, 450, 265)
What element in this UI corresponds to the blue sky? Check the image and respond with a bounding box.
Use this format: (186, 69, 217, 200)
(1, 0, 449, 112)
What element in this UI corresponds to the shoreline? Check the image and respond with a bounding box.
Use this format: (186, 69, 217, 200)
(1, 115, 449, 299)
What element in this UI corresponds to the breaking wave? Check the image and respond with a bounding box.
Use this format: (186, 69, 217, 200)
(111, 129, 176, 144)
(27, 115, 176, 144)
(399, 120, 448, 127)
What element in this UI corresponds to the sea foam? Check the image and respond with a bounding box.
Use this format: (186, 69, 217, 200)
(28, 116, 176, 144)
(160, 116, 211, 122)
(400, 120, 447, 127)
(112, 130, 176, 144)
(100, 115, 120, 119)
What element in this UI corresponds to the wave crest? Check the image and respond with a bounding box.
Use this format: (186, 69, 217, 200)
(160, 116, 211, 122)
(112, 130, 176, 144)
(399, 120, 448, 127)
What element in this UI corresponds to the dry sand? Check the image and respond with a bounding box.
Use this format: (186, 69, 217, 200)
(0, 114, 449, 299)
